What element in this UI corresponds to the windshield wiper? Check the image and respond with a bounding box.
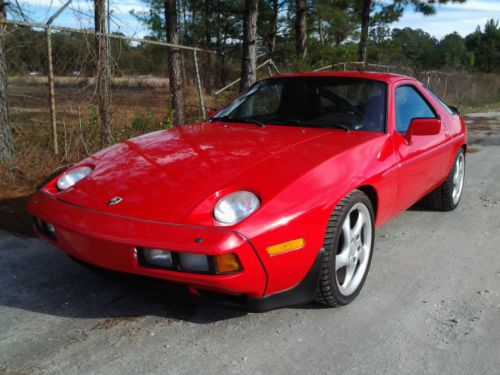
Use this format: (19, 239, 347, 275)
(212, 115, 264, 127)
(273, 120, 350, 132)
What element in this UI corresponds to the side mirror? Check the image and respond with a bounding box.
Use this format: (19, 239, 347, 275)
(406, 118, 441, 143)
(206, 108, 219, 121)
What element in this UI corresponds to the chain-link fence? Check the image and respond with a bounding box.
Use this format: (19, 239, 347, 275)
(313, 61, 500, 109)
(2, 20, 245, 186)
(3, 20, 500, 190)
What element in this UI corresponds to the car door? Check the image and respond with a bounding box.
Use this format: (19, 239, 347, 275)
(392, 82, 451, 212)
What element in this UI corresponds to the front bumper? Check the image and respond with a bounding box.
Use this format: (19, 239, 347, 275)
(27, 192, 268, 298)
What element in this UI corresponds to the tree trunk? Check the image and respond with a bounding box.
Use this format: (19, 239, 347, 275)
(219, 32, 228, 86)
(216, 12, 226, 88)
(358, 0, 372, 66)
(268, 0, 278, 55)
(0, 1, 13, 164)
(336, 34, 342, 47)
(240, 0, 258, 92)
(165, 0, 185, 126)
(94, 0, 113, 146)
(295, 0, 308, 58)
(204, 0, 211, 47)
(318, 17, 324, 46)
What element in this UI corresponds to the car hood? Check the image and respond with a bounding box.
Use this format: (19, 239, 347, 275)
(56, 122, 381, 223)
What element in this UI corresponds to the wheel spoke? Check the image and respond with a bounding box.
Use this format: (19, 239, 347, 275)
(453, 165, 460, 185)
(358, 245, 367, 264)
(452, 154, 465, 204)
(352, 212, 365, 238)
(342, 263, 356, 287)
(336, 250, 350, 271)
(342, 214, 352, 241)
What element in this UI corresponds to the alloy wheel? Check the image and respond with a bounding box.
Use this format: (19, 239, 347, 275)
(335, 202, 373, 296)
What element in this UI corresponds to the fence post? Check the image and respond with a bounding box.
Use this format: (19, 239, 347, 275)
(270, 59, 280, 74)
(193, 50, 206, 120)
(267, 61, 273, 77)
(444, 75, 448, 99)
(46, 27, 58, 156)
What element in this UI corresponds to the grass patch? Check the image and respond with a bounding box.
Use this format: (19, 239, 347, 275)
(462, 101, 500, 114)
(1, 82, 208, 198)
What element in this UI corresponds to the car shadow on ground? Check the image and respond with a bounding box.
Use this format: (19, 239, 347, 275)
(0, 194, 350, 324)
(0, 233, 249, 324)
(407, 202, 435, 212)
(0, 194, 34, 237)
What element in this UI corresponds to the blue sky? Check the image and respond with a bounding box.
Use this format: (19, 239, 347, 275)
(12, 0, 500, 40)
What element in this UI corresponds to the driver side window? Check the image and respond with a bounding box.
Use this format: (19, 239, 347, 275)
(395, 85, 436, 134)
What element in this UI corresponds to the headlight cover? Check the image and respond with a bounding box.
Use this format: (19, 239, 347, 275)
(213, 191, 260, 224)
(56, 166, 93, 191)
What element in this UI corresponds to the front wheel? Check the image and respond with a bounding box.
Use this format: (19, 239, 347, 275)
(315, 190, 375, 307)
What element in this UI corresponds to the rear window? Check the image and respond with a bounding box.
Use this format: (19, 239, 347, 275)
(424, 87, 454, 115)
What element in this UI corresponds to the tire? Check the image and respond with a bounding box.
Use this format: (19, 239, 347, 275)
(420, 148, 465, 212)
(315, 190, 375, 307)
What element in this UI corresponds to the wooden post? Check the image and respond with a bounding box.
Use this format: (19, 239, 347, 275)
(444, 75, 448, 99)
(270, 59, 280, 74)
(46, 27, 58, 156)
(193, 50, 206, 120)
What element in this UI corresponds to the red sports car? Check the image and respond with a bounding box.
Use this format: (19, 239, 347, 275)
(27, 72, 467, 311)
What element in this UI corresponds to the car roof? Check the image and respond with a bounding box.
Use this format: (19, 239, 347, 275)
(271, 70, 414, 84)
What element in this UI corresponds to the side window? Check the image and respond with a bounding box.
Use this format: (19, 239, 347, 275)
(395, 85, 436, 134)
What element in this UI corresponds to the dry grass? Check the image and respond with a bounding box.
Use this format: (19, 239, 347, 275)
(0, 81, 209, 198)
(3, 70, 500, 199)
(9, 75, 170, 89)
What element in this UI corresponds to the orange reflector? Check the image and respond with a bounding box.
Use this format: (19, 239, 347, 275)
(215, 253, 241, 273)
(266, 238, 305, 256)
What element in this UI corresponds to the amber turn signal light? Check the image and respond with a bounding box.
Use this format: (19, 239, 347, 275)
(215, 253, 241, 273)
(266, 238, 305, 256)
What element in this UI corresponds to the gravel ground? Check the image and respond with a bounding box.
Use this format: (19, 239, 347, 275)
(1, 113, 500, 375)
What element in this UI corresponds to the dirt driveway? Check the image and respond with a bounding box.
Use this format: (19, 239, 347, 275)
(1, 112, 500, 375)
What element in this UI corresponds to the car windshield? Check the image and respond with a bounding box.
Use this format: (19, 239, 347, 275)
(213, 77, 387, 132)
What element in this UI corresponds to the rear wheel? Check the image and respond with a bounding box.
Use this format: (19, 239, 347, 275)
(421, 149, 465, 211)
(315, 190, 375, 307)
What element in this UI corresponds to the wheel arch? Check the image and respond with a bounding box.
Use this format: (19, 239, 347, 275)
(356, 185, 378, 223)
